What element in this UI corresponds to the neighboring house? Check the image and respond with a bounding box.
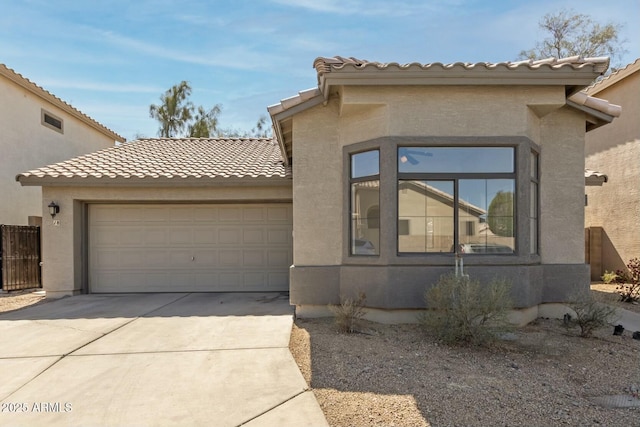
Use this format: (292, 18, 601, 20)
(17, 56, 620, 323)
(583, 59, 640, 279)
(0, 64, 124, 226)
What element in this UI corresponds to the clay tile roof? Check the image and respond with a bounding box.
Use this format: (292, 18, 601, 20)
(313, 55, 611, 77)
(585, 169, 608, 186)
(584, 58, 640, 95)
(0, 64, 125, 142)
(17, 138, 291, 185)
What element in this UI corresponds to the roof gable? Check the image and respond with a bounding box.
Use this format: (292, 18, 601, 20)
(269, 56, 619, 164)
(0, 63, 125, 142)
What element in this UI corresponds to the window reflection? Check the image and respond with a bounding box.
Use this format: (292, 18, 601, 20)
(459, 180, 515, 253)
(351, 181, 380, 255)
(352, 150, 380, 179)
(398, 180, 454, 253)
(398, 147, 514, 173)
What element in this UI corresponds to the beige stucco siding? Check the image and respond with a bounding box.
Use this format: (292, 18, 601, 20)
(0, 79, 116, 225)
(292, 102, 343, 265)
(41, 185, 292, 297)
(338, 85, 564, 143)
(538, 106, 587, 264)
(292, 84, 575, 266)
(585, 70, 640, 271)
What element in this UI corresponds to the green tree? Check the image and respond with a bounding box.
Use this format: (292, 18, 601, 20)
(149, 81, 194, 137)
(150, 82, 273, 139)
(189, 105, 222, 138)
(250, 115, 272, 138)
(487, 191, 514, 238)
(519, 9, 626, 67)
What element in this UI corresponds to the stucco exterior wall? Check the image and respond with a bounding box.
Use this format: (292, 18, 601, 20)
(41, 184, 293, 297)
(539, 106, 587, 264)
(585, 70, 640, 273)
(0, 79, 116, 225)
(289, 84, 589, 310)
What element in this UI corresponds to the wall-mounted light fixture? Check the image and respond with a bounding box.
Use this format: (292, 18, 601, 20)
(48, 201, 60, 218)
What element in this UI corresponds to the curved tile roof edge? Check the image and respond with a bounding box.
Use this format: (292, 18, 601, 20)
(584, 58, 640, 95)
(313, 56, 611, 75)
(0, 63, 125, 142)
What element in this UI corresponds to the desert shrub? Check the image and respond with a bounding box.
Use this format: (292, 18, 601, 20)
(601, 270, 618, 284)
(420, 273, 513, 346)
(329, 292, 366, 333)
(565, 293, 617, 337)
(615, 258, 640, 302)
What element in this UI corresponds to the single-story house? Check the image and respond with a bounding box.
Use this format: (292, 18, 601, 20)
(17, 56, 621, 322)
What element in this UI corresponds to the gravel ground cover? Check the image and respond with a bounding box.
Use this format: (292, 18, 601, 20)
(290, 288, 640, 427)
(0, 288, 47, 313)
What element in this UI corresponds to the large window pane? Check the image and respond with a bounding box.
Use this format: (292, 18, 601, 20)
(398, 147, 514, 173)
(398, 180, 454, 253)
(351, 150, 379, 179)
(459, 179, 514, 253)
(351, 181, 379, 255)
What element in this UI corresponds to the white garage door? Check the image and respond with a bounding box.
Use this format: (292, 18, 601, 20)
(89, 204, 293, 293)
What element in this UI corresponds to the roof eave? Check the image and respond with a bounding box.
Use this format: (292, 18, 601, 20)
(16, 175, 293, 188)
(0, 65, 125, 143)
(566, 100, 615, 132)
(269, 93, 324, 164)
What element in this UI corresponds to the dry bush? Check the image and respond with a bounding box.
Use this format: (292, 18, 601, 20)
(420, 273, 513, 346)
(329, 292, 366, 333)
(565, 293, 618, 337)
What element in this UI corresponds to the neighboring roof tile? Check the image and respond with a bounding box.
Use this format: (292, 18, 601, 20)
(584, 58, 640, 95)
(17, 138, 291, 185)
(0, 63, 125, 142)
(585, 169, 608, 186)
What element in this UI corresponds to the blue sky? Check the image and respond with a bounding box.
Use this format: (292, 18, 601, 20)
(2, 0, 639, 141)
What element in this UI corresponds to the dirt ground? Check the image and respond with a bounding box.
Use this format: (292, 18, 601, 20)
(289, 285, 640, 427)
(0, 288, 47, 313)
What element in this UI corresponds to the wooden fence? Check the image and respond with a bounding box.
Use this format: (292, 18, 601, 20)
(0, 225, 41, 291)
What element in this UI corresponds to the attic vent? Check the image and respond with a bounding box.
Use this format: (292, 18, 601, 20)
(41, 109, 63, 133)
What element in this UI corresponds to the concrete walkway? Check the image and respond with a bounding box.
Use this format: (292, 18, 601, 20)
(0, 293, 328, 427)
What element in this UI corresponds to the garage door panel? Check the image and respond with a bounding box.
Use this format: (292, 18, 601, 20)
(267, 206, 291, 222)
(243, 250, 265, 267)
(117, 228, 146, 246)
(243, 229, 264, 244)
(267, 229, 289, 244)
(193, 228, 217, 244)
(218, 207, 242, 221)
(89, 204, 292, 293)
(218, 228, 241, 245)
(268, 250, 290, 267)
(193, 206, 218, 222)
(168, 228, 193, 245)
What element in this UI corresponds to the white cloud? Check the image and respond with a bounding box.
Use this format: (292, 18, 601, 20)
(269, 0, 456, 16)
(37, 79, 162, 94)
(88, 28, 276, 71)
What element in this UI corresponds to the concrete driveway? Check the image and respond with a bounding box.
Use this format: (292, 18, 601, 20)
(0, 293, 327, 427)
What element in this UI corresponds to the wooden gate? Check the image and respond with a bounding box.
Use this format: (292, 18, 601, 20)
(0, 225, 41, 291)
